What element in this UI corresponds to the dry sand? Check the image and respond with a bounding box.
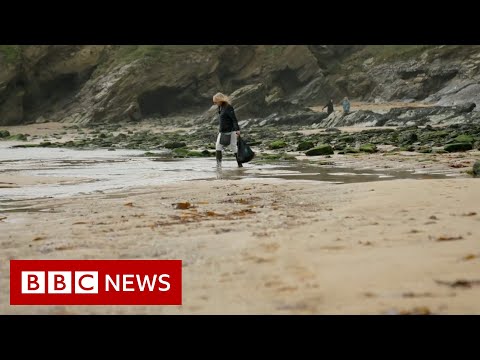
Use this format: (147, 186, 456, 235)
(1, 176, 479, 314)
(1, 122, 479, 315)
(310, 100, 433, 115)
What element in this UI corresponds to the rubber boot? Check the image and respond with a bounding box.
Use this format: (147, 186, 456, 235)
(216, 150, 222, 167)
(234, 153, 243, 167)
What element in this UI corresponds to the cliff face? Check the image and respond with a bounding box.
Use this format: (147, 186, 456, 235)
(1, 45, 480, 126)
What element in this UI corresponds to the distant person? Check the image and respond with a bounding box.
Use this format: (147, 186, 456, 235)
(212, 92, 242, 168)
(342, 97, 350, 114)
(323, 99, 334, 115)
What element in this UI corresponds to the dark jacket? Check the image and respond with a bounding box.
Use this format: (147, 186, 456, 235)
(218, 104, 240, 133)
(323, 100, 334, 114)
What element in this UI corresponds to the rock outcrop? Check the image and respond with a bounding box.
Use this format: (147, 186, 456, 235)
(314, 103, 480, 128)
(1, 45, 480, 126)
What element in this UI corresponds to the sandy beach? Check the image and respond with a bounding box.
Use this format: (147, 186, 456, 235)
(1, 174, 479, 314)
(4, 43, 480, 316)
(1, 122, 480, 314)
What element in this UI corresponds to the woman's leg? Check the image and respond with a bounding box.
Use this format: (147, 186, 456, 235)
(215, 133, 223, 166)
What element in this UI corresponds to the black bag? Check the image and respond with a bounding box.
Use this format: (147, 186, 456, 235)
(219, 132, 231, 146)
(237, 136, 255, 163)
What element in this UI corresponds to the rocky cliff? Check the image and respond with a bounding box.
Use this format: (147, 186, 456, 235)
(1, 45, 480, 126)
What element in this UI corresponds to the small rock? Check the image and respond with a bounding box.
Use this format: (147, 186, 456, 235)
(473, 161, 480, 177)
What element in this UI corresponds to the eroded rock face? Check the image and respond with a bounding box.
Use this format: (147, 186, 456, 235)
(0, 45, 106, 125)
(1, 45, 480, 126)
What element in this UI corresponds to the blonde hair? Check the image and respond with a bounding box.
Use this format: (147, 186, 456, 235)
(213, 92, 230, 104)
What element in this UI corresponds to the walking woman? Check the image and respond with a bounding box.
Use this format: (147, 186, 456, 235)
(212, 92, 242, 168)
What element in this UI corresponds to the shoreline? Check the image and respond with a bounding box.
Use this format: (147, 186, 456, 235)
(1, 177, 479, 314)
(1, 121, 479, 314)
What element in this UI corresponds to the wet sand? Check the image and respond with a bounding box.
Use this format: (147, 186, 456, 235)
(1, 122, 480, 314)
(1, 176, 479, 314)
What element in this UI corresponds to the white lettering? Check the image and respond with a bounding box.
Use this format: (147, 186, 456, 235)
(158, 274, 170, 291)
(123, 274, 135, 291)
(105, 274, 120, 291)
(136, 274, 156, 291)
(104, 273, 171, 292)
